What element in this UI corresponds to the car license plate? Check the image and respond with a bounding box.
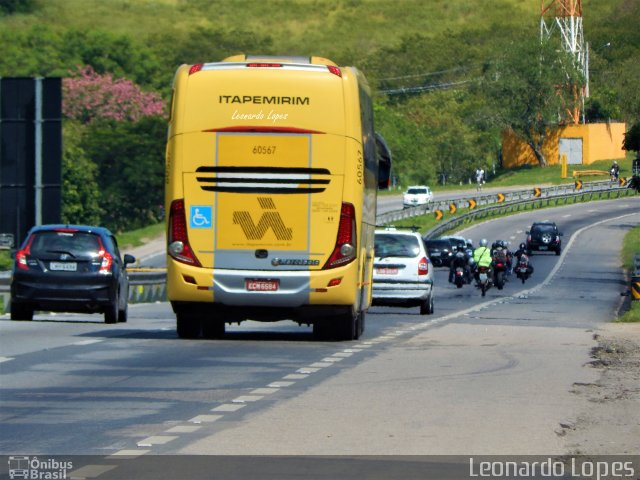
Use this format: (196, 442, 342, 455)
(376, 267, 398, 275)
(246, 279, 279, 291)
(50, 262, 77, 272)
(539, 246, 548, 250)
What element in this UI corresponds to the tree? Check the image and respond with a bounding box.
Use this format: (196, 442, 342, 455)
(61, 121, 103, 225)
(623, 122, 640, 153)
(481, 38, 585, 167)
(81, 116, 166, 232)
(62, 65, 165, 124)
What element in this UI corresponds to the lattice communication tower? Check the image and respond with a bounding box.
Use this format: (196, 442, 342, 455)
(540, 0, 588, 124)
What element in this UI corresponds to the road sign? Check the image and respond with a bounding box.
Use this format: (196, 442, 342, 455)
(434, 210, 443, 221)
(0, 233, 14, 249)
(497, 193, 505, 203)
(468, 199, 477, 209)
(575, 180, 583, 190)
(619, 177, 627, 187)
(533, 187, 541, 198)
(449, 203, 457, 214)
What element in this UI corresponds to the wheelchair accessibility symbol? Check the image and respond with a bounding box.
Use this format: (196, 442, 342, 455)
(190, 206, 212, 228)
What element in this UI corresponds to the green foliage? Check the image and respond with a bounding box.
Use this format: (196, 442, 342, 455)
(0, 0, 35, 15)
(81, 116, 166, 232)
(481, 38, 585, 167)
(61, 121, 103, 225)
(623, 123, 640, 152)
(0, 0, 638, 227)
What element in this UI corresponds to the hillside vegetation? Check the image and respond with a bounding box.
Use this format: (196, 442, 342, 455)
(1, 0, 638, 231)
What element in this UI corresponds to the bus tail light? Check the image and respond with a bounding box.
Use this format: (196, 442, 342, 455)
(323, 203, 357, 269)
(327, 65, 342, 77)
(189, 64, 204, 75)
(168, 199, 202, 267)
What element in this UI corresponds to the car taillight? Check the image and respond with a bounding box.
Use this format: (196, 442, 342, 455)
(96, 237, 113, 274)
(15, 235, 35, 271)
(323, 202, 356, 269)
(99, 251, 113, 274)
(168, 199, 202, 267)
(418, 257, 429, 275)
(527, 235, 532, 242)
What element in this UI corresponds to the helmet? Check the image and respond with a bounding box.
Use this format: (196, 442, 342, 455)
(519, 242, 526, 250)
(479, 238, 488, 247)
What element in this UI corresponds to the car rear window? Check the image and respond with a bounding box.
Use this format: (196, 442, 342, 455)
(425, 240, 450, 249)
(375, 234, 421, 258)
(29, 231, 101, 256)
(532, 224, 557, 233)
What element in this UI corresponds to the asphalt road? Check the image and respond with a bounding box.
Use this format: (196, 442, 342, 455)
(1, 197, 638, 478)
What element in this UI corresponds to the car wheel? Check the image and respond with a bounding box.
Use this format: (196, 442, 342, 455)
(10, 302, 33, 321)
(555, 248, 561, 256)
(104, 292, 118, 324)
(177, 313, 202, 339)
(420, 295, 434, 315)
(118, 301, 128, 323)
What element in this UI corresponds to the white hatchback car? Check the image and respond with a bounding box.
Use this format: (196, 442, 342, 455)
(402, 185, 433, 208)
(372, 227, 434, 315)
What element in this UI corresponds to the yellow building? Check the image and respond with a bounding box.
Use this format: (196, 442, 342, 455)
(502, 122, 627, 167)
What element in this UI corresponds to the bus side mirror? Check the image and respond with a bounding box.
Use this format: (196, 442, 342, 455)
(375, 132, 392, 190)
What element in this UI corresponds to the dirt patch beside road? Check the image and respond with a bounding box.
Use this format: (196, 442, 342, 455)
(564, 322, 640, 454)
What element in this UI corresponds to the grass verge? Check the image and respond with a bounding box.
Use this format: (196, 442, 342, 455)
(616, 225, 640, 323)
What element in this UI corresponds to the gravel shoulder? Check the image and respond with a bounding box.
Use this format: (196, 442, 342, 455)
(563, 321, 640, 454)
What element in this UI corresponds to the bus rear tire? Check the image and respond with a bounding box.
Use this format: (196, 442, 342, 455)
(177, 313, 202, 339)
(313, 307, 360, 341)
(202, 320, 225, 339)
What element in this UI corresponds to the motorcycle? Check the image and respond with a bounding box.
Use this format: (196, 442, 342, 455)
(492, 249, 508, 290)
(453, 266, 466, 288)
(515, 254, 531, 284)
(476, 265, 492, 297)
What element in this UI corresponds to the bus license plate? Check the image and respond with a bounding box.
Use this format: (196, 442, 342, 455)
(246, 279, 279, 291)
(50, 262, 77, 272)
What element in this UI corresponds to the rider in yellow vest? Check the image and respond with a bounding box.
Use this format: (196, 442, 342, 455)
(472, 238, 493, 281)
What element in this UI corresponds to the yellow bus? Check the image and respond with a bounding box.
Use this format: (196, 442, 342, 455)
(165, 55, 391, 340)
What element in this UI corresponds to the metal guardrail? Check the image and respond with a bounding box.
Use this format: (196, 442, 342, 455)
(421, 183, 635, 240)
(377, 180, 616, 225)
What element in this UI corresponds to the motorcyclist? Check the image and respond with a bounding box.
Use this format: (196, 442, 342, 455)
(448, 245, 471, 283)
(610, 161, 619, 181)
(513, 242, 534, 275)
(491, 239, 513, 274)
(472, 238, 493, 281)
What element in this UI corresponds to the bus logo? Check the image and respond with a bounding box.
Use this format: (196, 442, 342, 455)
(233, 197, 292, 240)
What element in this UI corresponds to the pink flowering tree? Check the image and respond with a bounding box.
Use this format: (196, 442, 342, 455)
(62, 65, 165, 123)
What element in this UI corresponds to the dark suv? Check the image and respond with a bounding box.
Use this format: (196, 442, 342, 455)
(423, 238, 454, 267)
(526, 222, 563, 255)
(10, 225, 135, 323)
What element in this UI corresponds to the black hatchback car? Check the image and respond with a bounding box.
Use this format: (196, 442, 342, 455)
(10, 225, 135, 323)
(526, 221, 563, 255)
